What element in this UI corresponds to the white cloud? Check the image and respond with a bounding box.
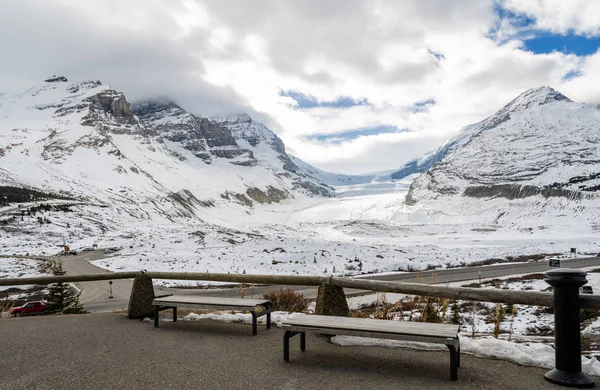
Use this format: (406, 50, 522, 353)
(0, 0, 598, 174)
(561, 51, 600, 102)
(501, 0, 600, 36)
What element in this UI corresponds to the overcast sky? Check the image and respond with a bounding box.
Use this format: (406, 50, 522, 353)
(2, 0, 600, 174)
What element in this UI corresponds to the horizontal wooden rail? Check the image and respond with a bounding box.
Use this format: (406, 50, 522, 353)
(143, 272, 328, 286)
(331, 277, 559, 307)
(2, 270, 600, 309)
(0, 272, 139, 286)
(328, 278, 600, 309)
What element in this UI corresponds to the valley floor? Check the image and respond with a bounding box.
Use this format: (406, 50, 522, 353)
(1, 187, 599, 285)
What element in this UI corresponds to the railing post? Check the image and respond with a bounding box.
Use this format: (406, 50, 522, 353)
(315, 282, 349, 317)
(544, 269, 594, 388)
(127, 272, 155, 319)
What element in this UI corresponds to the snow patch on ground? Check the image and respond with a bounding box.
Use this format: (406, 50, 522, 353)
(0, 257, 48, 289)
(184, 310, 298, 327)
(330, 335, 600, 376)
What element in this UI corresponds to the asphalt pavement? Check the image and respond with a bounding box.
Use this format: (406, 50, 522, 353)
(0, 313, 565, 390)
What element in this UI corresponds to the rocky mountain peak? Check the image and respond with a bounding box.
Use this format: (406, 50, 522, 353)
(501, 86, 572, 113)
(131, 99, 183, 117)
(86, 89, 135, 122)
(230, 113, 252, 124)
(213, 113, 284, 152)
(44, 75, 68, 83)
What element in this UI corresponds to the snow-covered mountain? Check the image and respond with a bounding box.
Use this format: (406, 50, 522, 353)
(0, 77, 332, 222)
(398, 86, 600, 231)
(390, 86, 573, 181)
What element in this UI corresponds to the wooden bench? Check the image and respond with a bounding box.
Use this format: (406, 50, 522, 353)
(152, 295, 272, 335)
(281, 314, 460, 381)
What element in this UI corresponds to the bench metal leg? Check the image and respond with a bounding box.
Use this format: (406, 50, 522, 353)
(154, 305, 159, 328)
(251, 311, 258, 336)
(284, 331, 303, 362)
(457, 345, 460, 368)
(173, 307, 177, 322)
(284, 331, 292, 362)
(447, 345, 458, 381)
(266, 308, 272, 330)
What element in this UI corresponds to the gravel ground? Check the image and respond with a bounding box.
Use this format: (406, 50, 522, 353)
(0, 313, 564, 390)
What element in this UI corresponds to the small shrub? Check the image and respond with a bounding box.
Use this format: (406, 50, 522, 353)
(507, 304, 517, 341)
(581, 308, 600, 323)
(492, 303, 503, 338)
(262, 288, 309, 312)
(450, 301, 461, 325)
(417, 297, 446, 323)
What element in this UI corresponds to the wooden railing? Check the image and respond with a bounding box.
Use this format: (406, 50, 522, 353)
(2, 269, 597, 384)
(2, 270, 600, 309)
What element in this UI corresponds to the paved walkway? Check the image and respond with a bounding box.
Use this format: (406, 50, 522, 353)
(1, 313, 565, 389)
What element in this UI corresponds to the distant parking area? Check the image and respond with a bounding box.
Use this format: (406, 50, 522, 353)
(0, 313, 558, 389)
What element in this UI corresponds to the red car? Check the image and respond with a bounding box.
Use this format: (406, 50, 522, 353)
(10, 301, 48, 317)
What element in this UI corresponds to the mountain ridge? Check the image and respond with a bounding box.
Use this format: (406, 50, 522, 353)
(0, 78, 334, 223)
(390, 86, 573, 181)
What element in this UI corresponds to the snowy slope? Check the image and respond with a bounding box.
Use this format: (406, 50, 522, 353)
(400, 87, 600, 231)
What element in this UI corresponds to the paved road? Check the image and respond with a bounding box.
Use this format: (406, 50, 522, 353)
(61, 251, 600, 312)
(59, 251, 135, 311)
(1, 313, 559, 390)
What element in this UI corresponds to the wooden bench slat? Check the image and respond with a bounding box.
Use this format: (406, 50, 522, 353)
(282, 314, 459, 339)
(152, 295, 270, 308)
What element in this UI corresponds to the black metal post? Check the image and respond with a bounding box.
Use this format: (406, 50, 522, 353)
(544, 269, 594, 388)
(300, 332, 306, 351)
(283, 331, 301, 361)
(251, 311, 257, 336)
(266, 304, 272, 329)
(447, 345, 458, 381)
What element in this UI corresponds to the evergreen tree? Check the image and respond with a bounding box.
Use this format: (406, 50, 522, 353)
(46, 261, 85, 313)
(63, 293, 86, 314)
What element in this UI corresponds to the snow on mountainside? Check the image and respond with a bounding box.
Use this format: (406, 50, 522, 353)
(0, 77, 332, 218)
(131, 100, 333, 201)
(211, 114, 332, 197)
(390, 86, 572, 181)
(400, 86, 600, 231)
